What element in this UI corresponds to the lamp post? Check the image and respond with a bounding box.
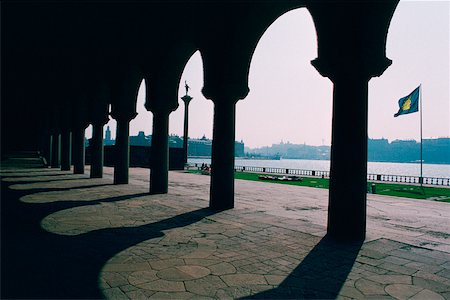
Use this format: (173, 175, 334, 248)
(181, 81, 193, 165)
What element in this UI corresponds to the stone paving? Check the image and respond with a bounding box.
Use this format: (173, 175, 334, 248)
(1, 158, 449, 299)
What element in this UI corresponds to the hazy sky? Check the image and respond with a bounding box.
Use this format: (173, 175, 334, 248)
(87, 1, 450, 149)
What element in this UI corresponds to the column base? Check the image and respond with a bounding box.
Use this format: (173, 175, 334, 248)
(149, 188, 168, 195)
(73, 168, 85, 175)
(113, 177, 128, 185)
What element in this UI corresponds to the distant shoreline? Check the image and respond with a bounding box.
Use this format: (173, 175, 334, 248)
(189, 156, 450, 165)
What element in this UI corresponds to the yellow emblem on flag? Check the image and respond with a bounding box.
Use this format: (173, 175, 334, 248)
(394, 85, 420, 117)
(402, 98, 411, 110)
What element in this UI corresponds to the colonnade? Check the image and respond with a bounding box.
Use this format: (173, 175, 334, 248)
(25, 1, 398, 241)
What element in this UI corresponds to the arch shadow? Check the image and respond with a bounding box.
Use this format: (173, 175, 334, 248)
(245, 236, 362, 299)
(1, 178, 216, 299)
(0, 171, 75, 178)
(3, 176, 96, 184)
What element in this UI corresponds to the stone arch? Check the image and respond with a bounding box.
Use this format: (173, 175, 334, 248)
(170, 50, 211, 142)
(241, 7, 331, 148)
(368, 1, 448, 142)
(143, 42, 199, 194)
(130, 79, 151, 138)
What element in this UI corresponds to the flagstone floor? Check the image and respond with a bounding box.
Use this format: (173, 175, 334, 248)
(1, 157, 449, 299)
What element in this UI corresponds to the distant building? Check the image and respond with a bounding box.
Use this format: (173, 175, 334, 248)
(104, 126, 115, 146)
(235, 140, 244, 157)
(103, 130, 244, 157)
(105, 126, 111, 141)
(244, 138, 449, 164)
(186, 135, 244, 157)
(169, 135, 183, 148)
(188, 135, 212, 157)
(129, 131, 150, 146)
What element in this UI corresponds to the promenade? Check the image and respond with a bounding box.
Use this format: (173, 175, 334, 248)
(1, 156, 449, 299)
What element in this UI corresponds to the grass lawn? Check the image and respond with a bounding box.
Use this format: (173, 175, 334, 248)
(188, 170, 450, 202)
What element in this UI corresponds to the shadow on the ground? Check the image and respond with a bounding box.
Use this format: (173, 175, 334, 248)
(246, 237, 362, 299)
(0, 172, 83, 178)
(2, 177, 96, 185)
(8, 181, 114, 192)
(1, 174, 216, 299)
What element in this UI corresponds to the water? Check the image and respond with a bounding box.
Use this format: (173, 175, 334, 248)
(188, 158, 450, 179)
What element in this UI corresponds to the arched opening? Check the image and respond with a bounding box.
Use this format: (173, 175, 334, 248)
(85, 124, 93, 140)
(129, 79, 151, 144)
(236, 8, 332, 171)
(86, 80, 147, 147)
(368, 0, 450, 176)
(170, 50, 213, 163)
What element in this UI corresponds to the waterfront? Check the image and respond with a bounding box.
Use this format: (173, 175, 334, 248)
(189, 158, 450, 179)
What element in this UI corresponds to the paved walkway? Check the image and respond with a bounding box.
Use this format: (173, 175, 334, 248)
(1, 157, 449, 299)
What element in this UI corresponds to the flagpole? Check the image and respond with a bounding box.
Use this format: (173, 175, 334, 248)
(419, 84, 423, 187)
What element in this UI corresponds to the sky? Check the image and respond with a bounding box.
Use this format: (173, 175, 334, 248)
(87, 1, 450, 149)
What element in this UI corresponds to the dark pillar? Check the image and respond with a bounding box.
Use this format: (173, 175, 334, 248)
(51, 133, 60, 168)
(42, 132, 52, 166)
(327, 77, 369, 241)
(149, 111, 170, 194)
(307, 0, 398, 241)
(114, 119, 130, 184)
(181, 94, 193, 165)
(60, 130, 72, 171)
(90, 123, 104, 178)
(210, 99, 237, 210)
(72, 127, 85, 174)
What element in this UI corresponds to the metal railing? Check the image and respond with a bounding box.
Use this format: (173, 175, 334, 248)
(189, 163, 450, 186)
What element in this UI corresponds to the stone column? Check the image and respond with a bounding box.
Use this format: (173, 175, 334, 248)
(42, 132, 52, 167)
(51, 133, 60, 168)
(181, 94, 193, 165)
(60, 130, 72, 171)
(307, 1, 397, 241)
(90, 123, 104, 178)
(210, 99, 237, 210)
(113, 118, 131, 184)
(145, 75, 179, 194)
(149, 111, 170, 194)
(327, 77, 369, 240)
(72, 126, 86, 174)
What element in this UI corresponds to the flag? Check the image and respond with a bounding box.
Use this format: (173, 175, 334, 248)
(394, 86, 420, 117)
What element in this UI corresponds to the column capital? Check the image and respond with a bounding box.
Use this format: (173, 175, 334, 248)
(110, 110, 137, 123)
(91, 115, 110, 127)
(311, 57, 392, 83)
(307, 1, 398, 83)
(200, 44, 252, 103)
(71, 117, 90, 131)
(89, 97, 110, 126)
(144, 77, 179, 115)
(202, 84, 249, 104)
(180, 95, 193, 105)
(145, 101, 178, 115)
